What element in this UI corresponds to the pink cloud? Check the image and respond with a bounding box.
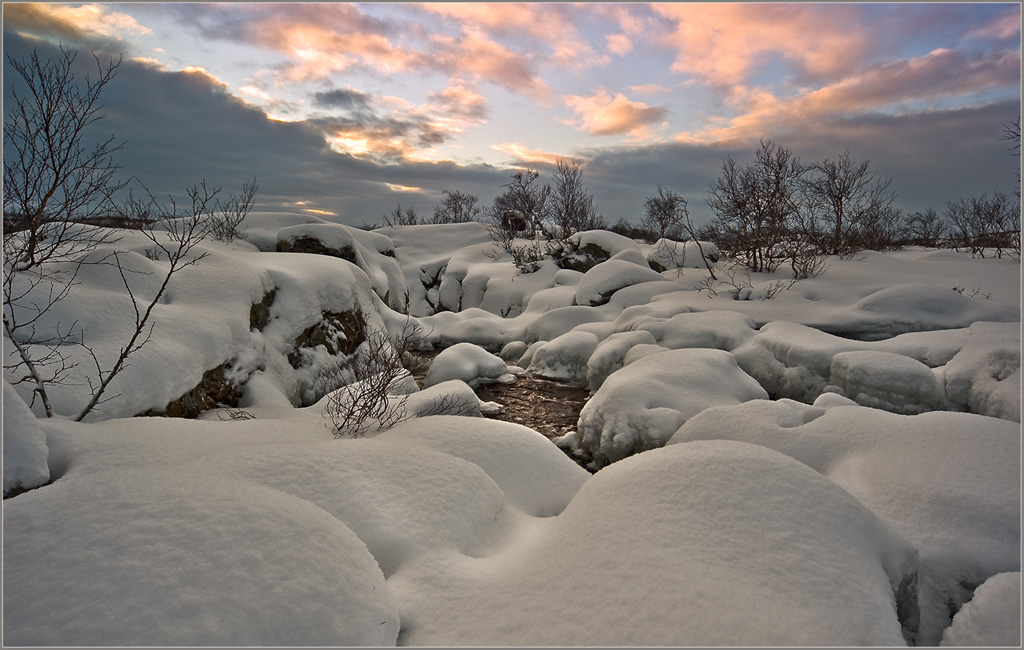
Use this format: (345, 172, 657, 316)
(652, 4, 872, 87)
(491, 142, 564, 166)
(679, 46, 1021, 144)
(429, 27, 554, 102)
(564, 89, 669, 138)
(3, 3, 151, 42)
(606, 34, 633, 57)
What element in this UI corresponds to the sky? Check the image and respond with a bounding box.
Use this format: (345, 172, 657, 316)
(2, 2, 1021, 228)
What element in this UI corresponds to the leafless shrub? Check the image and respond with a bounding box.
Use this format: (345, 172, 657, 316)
(696, 257, 798, 300)
(217, 407, 257, 421)
(208, 177, 258, 243)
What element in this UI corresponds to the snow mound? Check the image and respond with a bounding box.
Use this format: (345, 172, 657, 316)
(3, 381, 50, 495)
(586, 330, 658, 393)
(825, 350, 944, 414)
(670, 400, 1021, 644)
(423, 342, 510, 388)
(646, 238, 720, 271)
(527, 330, 600, 384)
(942, 321, 1021, 421)
(189, 438, 506, 577)
(578, 348, 768, 466)
(376, 415, 590, 517)
(574, 259, 664, 306)
(2, 468, 400, 646)
(638, 309, 758, 351)
(940, 572, 1021, 647)
(394, 440, 918, 646)
(847, 283, 1018, 337)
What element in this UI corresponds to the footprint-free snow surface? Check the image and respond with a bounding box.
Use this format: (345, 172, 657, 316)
(4, 219, 1020, 646)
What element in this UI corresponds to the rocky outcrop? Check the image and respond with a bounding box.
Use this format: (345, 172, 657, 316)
(287, 309, 366, 369)
(141, 363, 243, 419)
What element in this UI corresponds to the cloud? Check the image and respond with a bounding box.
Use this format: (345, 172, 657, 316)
(679, 46, 1021, 144)
(429, 27, 554, 102)
(2, 3, 151, 44)
(652, 3, 873, 87)
(606, 34, 633, 57)
(563, 89, 669, 138)
(491, 142, 564, 166)
(313, 87, 374, 111)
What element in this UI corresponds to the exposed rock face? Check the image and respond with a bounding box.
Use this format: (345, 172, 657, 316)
(250, 288, 277, 331)
(287, 310, 366, 369)
(276, 235, 357, 263)
(141, 364, 243, 419)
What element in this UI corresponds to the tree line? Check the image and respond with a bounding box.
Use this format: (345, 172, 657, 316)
(376, 129, 1021, 272)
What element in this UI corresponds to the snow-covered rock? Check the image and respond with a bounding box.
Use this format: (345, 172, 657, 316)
(670, 400, 1021, 644)
(2, 468, 400, 646)
(393, 440, 919, 646)
(940, 572, 1021, 647)
(423, 342, 511, 388)
(646, 238, 720, 271)
(3, 381, 50, 495)
(377, 415, 589, 517)
(574, 259, 664, 306)
(577, 348, 768, 467)
(527, 330, 600, 384)
(585, 330, 659, 393)
(825, 350, 945, 414)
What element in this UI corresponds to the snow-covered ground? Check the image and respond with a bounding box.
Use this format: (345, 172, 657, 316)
(4, 218, 1020, 646)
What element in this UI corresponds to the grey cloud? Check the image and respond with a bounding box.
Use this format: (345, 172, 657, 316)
(313, 88, 374, 111)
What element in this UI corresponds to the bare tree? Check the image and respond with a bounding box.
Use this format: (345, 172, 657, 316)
(3, 45, 259, 420)
(431, 190, 481, 224)
(945, 192, 1020, 259)
(903, 207, 947, 247)
(485, 169, 551, 254)
(323, 320, 423, 438)
(705, 140, 805, 272)
(642, 184, 686, 240)
(3, 45, 126, 271)
(551, 159, 602, 239)
(383, 203, 419, 227)
(801, 150, 898, 256)
(1002, 115, 1020, 198)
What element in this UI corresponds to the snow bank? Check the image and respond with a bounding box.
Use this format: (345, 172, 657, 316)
(3, 381, 50, 494)
(574, 258, 664, 306)
(637, 309, 758, 351)
(940, 572, 1021, 647)
(585, 330, 658, 392)
(377, 415, 589, 517)
(3, 468, 400, 646)
(423, 342, 511, 388)
(392, 440, 917, 646)
(578, 348, 768, 466)
(670, 400, 1021, 644)
(527, 330, 600, 384)
(646, 238, 719, 271)
(825, 350, 945, 414)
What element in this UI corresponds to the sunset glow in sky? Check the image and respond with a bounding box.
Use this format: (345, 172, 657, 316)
(3, 2, 1021, 225)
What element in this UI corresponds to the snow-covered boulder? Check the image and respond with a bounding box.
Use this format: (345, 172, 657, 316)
(394, 440, 919, 646)
(527, 330, 600, 385)
(377, 415, 589, 517)
(577, 348, 768, 467)
(941, 321, 1021, 421)
(3, 381, 50, 495)
(638, 310, 758, 352)
(585, 330, 659, 393)
(940, 572, 1021, 647)
(646, 238, 720, 272)
(423, 342, 511, 388)
(670, 400, 1021, 644)
(575, 259, 664, 306)
(825, 350, 945, 414)
(2, 468, 400, 646)
(269, 220, 409, 312)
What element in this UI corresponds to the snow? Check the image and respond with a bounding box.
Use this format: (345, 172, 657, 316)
(3, 468, 400, 646)
(390, 440, 917, 646)
(574, 258, 665, 306)
(422, 341, 511, 388)
(526, 330, 600, 384)
(3, 381, 50, 494)
(578, 348, 769, 466)
(3, 217, 1020, 646)
(940, 572, 1021, 647)
(670, 400, 1021, 644)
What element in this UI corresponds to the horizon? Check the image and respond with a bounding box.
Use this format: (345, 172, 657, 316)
(2, 2, 1021, 228)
